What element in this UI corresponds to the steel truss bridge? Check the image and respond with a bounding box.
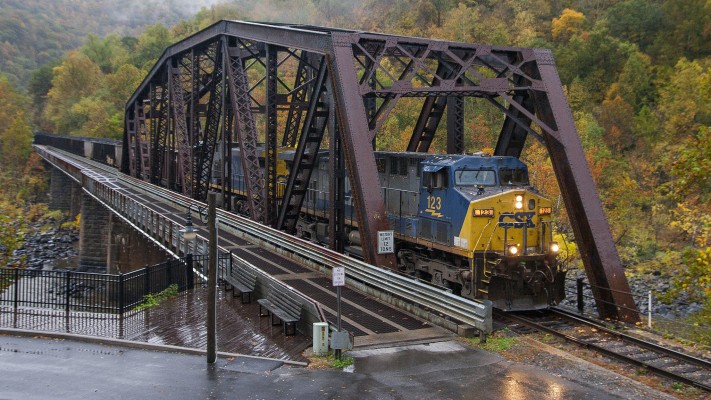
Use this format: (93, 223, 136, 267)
(122, 20, 638, 322)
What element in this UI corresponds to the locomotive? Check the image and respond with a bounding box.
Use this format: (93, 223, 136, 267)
(217, 147, 566, 311)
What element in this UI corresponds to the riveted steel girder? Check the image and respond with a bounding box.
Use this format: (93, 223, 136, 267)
(124, 103, 138, 177)
(169, 63, 192, 196)
(330, 32, 397, 269)
(224, 38, 266, 222)
(123, 21, 638, 322)
(524, 49, 638, 322)
(195, 42, 224, 202)
(150, 80, 169, 186)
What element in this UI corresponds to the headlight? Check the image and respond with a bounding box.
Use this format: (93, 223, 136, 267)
(515, 195, 523, 202)
(515, 201, 523, 209)
(508, 245, 519, 256)
(550, 242, 560, 253)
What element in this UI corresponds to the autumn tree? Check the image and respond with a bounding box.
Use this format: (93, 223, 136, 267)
(0, 115, 33, 200)
(657, 58, 711, 136)
(551, 8, 586, 42)
(42, 51, 103, 135)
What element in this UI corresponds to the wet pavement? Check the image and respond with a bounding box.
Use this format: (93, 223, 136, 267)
(0, 334, 672, 400)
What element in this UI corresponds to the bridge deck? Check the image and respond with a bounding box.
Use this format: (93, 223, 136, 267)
(34, 145, 454, 353)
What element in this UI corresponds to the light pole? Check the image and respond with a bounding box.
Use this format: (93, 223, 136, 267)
(207, 193, 217, 364)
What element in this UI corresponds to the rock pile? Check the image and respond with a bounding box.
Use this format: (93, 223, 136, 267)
(10, 224, 79, 271)
(561, 266, 703, 320)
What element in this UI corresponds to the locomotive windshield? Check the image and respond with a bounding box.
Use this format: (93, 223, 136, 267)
(454, 169, 496, 186)
(499, 168, 530, 186)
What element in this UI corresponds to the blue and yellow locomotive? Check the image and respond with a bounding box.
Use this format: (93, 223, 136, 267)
(220, 148, 566, 310)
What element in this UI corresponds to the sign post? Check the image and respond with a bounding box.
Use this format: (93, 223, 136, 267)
(332, 266, 345, 360)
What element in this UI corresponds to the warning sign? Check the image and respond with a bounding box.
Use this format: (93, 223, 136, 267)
(332, 266, 345, 287)
(377, 230, 394, 254)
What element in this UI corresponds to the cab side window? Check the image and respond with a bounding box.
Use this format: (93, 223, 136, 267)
(423, 169, 448, 190)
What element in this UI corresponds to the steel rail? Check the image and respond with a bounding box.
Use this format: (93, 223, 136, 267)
(553, 307, 711, 370)
(501, 310, 711, 392)
(38, 146, 492, 335)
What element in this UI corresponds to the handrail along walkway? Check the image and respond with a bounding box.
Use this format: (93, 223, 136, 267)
(35, 145, 493, 335)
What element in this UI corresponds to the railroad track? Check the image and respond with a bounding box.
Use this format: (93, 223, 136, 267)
(497, 307, 711, 392)
(36, 145, 493, 335)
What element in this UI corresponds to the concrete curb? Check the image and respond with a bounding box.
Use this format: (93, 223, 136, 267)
(0, 328, 308, 367)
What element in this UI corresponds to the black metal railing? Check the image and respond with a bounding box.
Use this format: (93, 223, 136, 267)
(0, 252, 232, 339)
(0, 256, 216, 316)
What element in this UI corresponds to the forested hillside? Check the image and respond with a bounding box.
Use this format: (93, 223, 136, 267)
(0, 0, 709, 330)
(0, 0, 224, 87)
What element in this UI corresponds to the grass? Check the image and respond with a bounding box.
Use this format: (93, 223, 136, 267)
(135, 284, 179, 310)
(307, 352, 354, 369)
(473, 328, 518, 352)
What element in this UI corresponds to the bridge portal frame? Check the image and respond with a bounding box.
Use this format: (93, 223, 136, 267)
(122, 20, 638, 322)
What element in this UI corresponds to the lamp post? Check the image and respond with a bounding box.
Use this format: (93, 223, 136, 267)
(180, 208, 197, 290)
(207, 193, 217, 364)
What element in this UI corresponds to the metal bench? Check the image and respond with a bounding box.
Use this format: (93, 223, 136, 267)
(226, 266, 257, 304)
(257, 287, 301, 336)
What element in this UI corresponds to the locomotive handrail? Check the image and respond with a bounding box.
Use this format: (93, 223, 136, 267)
(37, 146, 493, 335)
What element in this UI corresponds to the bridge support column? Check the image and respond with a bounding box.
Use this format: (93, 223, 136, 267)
(49, 168, 81, 219)
(78, 192, 110, 273)
(107, 214, 168, 274)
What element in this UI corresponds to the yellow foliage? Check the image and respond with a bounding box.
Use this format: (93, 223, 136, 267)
(553, 233, 579, 266)
(551, 8, 586, 41)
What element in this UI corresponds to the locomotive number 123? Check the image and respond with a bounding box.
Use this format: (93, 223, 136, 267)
(427, 195, 442, 210)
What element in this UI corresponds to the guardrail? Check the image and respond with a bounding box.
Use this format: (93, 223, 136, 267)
(37, 146, 493, 335)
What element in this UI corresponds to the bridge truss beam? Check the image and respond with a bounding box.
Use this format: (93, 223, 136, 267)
(123, 21, 638, 322)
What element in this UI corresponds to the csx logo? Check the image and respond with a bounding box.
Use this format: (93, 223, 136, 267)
(499, 212, 535, 228)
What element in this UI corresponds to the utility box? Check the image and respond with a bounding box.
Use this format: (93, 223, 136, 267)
(330, 330, 353, 350)
(312, 322, 329, 356)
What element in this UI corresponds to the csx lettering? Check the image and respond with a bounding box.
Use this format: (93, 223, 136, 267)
(499, 212, 535, 228)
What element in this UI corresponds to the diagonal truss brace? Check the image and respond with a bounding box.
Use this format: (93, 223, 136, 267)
(277, 56, 329, 233)
(169, 65, 192, 196)
(224, 38, 266, 223)
(194, 42, 224, 202)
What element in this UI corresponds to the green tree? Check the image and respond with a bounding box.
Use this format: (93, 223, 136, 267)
(27, 62, 58, 127)
(651, 0, 711, 63)
(81, 34, 128, 74)
(657, 58, 711, 136)
(102, 64, 143, 109)
(131, 23, 173, 69)
(0, 203, 26, 268)
(670, 126, 711, 205)
(605, 0, 663, 51)
(613, 51, 656, 112)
